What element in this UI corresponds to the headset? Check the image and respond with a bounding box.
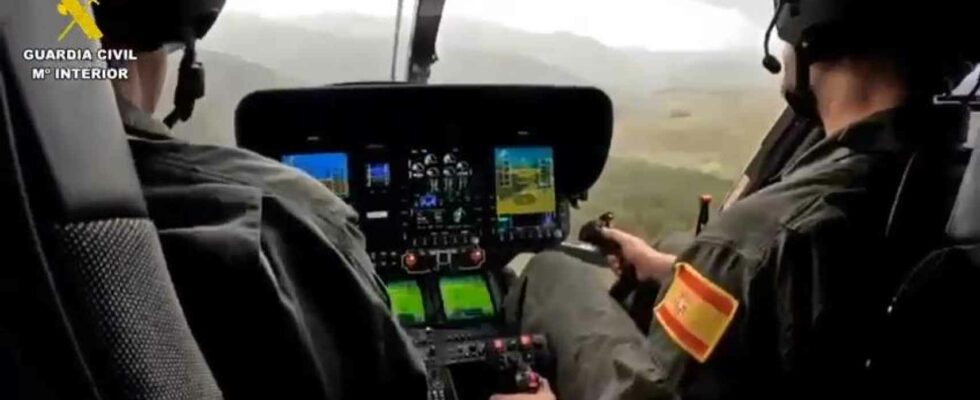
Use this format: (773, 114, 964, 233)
(94, 0, 226, 128)
(761, 0, 980, 115)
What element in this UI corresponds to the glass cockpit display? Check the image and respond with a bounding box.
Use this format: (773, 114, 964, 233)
(276, 144, 566, 276)
(367, 162, 391, 189)
(494, 147, 558, 234)
(282, 152, 350, 198)
(439, 275, 496, 321)
(405, 148, 481, 244)
(387, 280, 427, 325)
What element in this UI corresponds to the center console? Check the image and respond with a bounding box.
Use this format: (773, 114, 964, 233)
(237, 85, 613, 399)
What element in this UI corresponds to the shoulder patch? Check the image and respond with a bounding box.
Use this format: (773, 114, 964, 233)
(654, 263, 739, 363)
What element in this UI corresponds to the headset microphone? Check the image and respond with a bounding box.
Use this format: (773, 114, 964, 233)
(763, 54, 782, 74)
(762, 1, 785, 74)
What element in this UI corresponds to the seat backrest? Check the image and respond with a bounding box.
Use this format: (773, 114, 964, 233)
(0, 1, 221, 398)
(868, 116, 980, 397)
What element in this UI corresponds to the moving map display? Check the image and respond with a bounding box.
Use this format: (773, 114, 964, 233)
(494, 147, 556, 216)
(282, 152, 350, 198)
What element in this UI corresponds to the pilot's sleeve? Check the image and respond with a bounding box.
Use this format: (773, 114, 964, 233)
(646, 237, 762, 399)
(649, 218, 875, 399)
(260, 195, 429, 399)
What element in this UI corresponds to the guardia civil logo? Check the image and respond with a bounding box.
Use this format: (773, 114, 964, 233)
(20, 0, 133, 81)
(57, 0, 104, 42)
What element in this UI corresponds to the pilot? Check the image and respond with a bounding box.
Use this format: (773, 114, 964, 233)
(497, 1, 978, 399)
(93, 1, 426, 399)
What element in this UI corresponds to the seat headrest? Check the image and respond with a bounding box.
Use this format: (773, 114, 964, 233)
(1, 0, 146, 222)
(948, 122, 980, 243)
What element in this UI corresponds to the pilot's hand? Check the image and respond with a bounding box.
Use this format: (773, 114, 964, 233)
(600, 228, 677, 284)
(489, 378, 556, 400)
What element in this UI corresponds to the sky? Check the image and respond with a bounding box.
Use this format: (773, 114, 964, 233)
(226, 0, 764, 52)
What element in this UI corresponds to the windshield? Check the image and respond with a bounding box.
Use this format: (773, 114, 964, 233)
(434, 1, 783, 239)
(169, 0, 785, 240)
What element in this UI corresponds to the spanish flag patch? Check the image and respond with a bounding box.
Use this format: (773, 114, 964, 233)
(654, 263, 739, 363)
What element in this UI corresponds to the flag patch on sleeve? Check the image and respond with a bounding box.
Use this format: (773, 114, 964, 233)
(654, 263, 739, 363)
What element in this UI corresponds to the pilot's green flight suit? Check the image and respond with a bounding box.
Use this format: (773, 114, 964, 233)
(118, 96, 427, 399)
(506, 104, 968, 400)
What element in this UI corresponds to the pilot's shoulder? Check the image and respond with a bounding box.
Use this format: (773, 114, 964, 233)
(781, 149, 904, 232)
(705, 152, 886, 253)
(129, 138, 356, 220)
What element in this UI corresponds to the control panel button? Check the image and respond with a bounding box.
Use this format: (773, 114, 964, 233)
(462, 248, 485, 268)
(402, 252, 419, 270)
(492, 339, 506, 353)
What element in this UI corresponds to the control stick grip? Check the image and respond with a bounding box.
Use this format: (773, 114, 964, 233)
(577, 212, 639, 302)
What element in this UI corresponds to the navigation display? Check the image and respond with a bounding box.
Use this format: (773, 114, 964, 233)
(439, 275, 495, 321)
(282, 152, 350, 198)
(387, 280, 426, 325)
(494, 147, 556, 216)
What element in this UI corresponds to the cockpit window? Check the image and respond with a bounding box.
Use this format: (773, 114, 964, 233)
(174, 0, 786, 240)
(162, 0, 418, 145)
(435, 1, 784, 239)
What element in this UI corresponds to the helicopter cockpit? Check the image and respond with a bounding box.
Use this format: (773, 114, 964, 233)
(237, 84, 611, 399)
(2, 0, 980, 399)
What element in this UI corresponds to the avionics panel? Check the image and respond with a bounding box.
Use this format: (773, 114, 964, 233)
(282, 152, 351, 198)
(439, 275, 496, 322)
(238, 85, 613, 291)
(493, 147, 560, 241)
(238, 86, 611, 400)
(403, 147, 484, 248)
(387, 279, 427, 326)
(366, 162, 392, 189)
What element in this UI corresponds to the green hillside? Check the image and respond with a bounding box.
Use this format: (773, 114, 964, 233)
(572, 157, 733, 241)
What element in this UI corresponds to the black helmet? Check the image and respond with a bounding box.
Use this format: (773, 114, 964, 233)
(94, 0, 226, 128)
(94, 0, 226, 51)
(762, 0, 980, 115)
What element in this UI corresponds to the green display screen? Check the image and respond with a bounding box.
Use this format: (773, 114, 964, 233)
(439, 275, 496, 321)
(387, 280, 426, 325)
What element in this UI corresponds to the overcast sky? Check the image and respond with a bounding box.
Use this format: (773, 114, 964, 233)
(226, 0, 766, 52)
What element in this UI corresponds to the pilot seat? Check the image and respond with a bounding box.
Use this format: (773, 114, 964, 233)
(0, 1, 221, 398)
(869, 120, 980, 397)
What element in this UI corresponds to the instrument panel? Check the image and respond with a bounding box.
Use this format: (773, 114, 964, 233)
(282, 144, 569, 327)
(238, 85, 613, 400)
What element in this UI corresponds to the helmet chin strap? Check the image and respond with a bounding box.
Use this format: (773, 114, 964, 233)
(163, 35, 205, 128)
